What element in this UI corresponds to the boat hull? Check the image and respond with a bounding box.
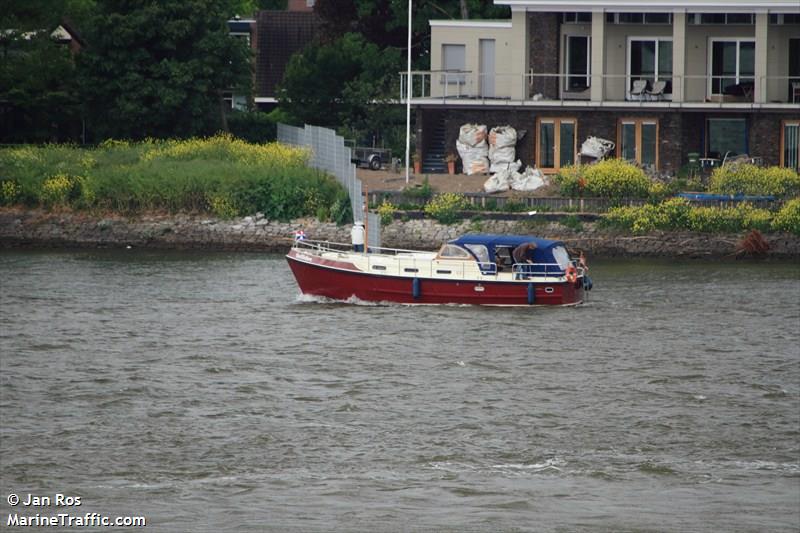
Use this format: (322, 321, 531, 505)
(286, 252, 583, 306)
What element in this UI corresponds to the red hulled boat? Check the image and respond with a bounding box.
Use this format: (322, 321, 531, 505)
(286, 233, 592, 306)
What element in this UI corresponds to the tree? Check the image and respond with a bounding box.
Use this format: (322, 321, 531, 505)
(0, 0, 95, 142)
(314, 0, 509, 67)
(77, 0, 252, 140)
(277, 33, 401, 144)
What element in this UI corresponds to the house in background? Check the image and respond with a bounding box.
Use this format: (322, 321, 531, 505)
(405, 0, 800, 173)
(226, 0, 319, 111)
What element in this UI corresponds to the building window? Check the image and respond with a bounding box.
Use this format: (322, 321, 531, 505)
(627, 38, 672, 99)
(770, 14, 800, 25)
(536, 118, 577, 172)
(565, 36, 590, 91)
(690, 13, 755, 25)
(607, 13, 672, 24)
(563, 12, 591, 24)
(709, 39, 755, 96)
(706, 118, 748, 159)
(618, 119, 659, 169)
(442, 44, 466, 84)
(782, 121, 800, 171)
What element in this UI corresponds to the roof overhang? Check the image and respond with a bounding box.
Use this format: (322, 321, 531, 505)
(429, 20, 512, 29)
(496, 1, 800, 13)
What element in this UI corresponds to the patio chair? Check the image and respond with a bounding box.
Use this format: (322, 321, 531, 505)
(647, 80, 667, 101)
(630, 80, 648, 101)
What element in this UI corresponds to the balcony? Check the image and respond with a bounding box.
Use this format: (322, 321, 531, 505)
(400, 71, 800, 109)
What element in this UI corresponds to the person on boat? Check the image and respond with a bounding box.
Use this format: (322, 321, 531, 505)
(512, 242, 536, 278)
(351, 221, 365, 252)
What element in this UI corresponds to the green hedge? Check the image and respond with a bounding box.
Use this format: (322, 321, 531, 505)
(0, 135, 351, 222)
(554, 159, 651, 200)
(603, 198, 800, 235)
(708, 164, 800, 197)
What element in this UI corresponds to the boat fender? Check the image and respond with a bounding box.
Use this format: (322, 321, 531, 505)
(583, 274, 593, 291)
(527, 283, 535, 305)
(412, 277, 421, 300)
(565, 265, 578, 284)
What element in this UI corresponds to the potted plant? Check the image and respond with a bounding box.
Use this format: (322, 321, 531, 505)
(412, 152, 422, 175)
(445, 153, 458, 175)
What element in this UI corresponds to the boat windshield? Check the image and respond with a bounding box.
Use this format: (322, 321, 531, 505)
(437, 244, 473, 260)
(552, 245, 570, 270)
(464, 244, 489, 264)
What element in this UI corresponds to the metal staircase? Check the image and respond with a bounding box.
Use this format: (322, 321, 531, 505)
(422, 118, 447, 173)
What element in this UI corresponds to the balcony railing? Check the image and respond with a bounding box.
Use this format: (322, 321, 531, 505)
(400, 71, 800, 106)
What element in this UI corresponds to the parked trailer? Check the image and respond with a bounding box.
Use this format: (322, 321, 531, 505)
(346, 141, 391, 171)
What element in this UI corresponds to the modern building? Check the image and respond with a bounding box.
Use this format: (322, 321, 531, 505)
(405, 0, 800, 173)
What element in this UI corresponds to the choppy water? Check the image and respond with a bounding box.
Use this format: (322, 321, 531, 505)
(1, 250, 798, 532)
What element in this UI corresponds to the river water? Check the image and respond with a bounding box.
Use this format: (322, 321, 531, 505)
(1, 250, 798, 532)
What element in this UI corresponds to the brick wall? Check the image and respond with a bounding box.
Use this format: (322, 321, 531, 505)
(438, 108, 691, 174)
(750, 113, 800, 167)
(528, 13, 560, 99)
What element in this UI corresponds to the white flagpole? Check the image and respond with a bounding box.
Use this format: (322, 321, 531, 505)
(404, 0, 412, 184)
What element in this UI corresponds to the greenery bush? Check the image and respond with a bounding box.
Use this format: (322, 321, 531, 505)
(604, 198, 774, 234)
(555, 159, 650, 199)
(377, 200, 397, 225)
(0, 134, 346, 221)
(772, 198, 800, 235)
(424, 193, 469, 224)
(708, 164, 800, 197)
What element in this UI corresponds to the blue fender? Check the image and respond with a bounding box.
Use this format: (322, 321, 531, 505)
(527, 283, 535, 305)
(412, 277, 421, 300)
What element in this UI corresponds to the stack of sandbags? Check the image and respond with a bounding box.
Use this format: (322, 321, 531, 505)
(483, 163, 546, 193)
(488, 126, 517, 173)
(456, 124, 489, 175)
(483, 160, 521, 193)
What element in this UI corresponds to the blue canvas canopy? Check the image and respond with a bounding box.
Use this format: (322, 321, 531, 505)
(449, 234, 566, 264)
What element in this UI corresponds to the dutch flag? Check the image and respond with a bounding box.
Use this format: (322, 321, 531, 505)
(294, 230, 306, 241)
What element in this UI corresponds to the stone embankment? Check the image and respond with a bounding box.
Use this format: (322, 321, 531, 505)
(1, 207, 799, 258)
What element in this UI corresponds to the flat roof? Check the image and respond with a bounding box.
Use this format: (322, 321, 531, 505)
(429, 20, 512, 29)
(496, 0, 800, 13)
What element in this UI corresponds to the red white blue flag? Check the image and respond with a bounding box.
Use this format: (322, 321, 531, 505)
(294, 230, 306, 241)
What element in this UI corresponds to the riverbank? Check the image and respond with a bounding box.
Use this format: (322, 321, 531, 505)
(2, 207, 799, 258)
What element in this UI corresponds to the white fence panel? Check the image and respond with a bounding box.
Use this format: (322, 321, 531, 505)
(277, 123, 380, 248)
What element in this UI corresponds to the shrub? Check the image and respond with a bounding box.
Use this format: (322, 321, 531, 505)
(553, 165, 584, 197)
(583, 159, 650, 199)
(708, 164, 800, 197)
(404, 177, 433, 200)
(603, 199, 772, 234)
(424, 193, 469, 224)
(0, 137, 342, 220)
(377, 200, 397, 225)
(555, 160, 650, 199)
(329, 190, 353, 226)
(1, 180, 20, 206)
(208, 193, 238, 219)
(772, 198, 800, 235)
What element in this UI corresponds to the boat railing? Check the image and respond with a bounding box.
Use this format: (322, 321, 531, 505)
(294, 239, 429, 256)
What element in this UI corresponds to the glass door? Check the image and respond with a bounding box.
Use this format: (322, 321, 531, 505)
(627, 38, 672, 99)
(537, 118, 576, 172)
(619, 119, 659, 168)
(709, 39, 755, 97)
(782, 121, 800, 171)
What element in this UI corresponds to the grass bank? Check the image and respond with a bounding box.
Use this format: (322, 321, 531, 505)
(0, 134, 352, 223)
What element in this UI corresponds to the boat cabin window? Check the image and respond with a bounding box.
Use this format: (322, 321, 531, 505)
(437, 244, 473, 260)
(552, 245, 570, 270)
(464, 244, 489, 264)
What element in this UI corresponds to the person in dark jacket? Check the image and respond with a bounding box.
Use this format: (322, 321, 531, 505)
(512, 242, 536, 278)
